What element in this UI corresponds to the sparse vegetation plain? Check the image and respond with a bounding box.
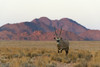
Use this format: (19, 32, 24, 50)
(0, 41, 100, 67)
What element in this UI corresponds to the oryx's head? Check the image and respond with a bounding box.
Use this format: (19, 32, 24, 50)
(54, 27, 62, 44)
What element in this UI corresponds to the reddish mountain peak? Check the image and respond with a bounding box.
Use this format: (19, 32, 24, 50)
(39, 17, 50, 20)
(39, 17, 51, 24)
(60, 18, 80, 25)
(59, 18, 69, 21)
(32, 17, 51, 24)
(31, 17, 52, 26)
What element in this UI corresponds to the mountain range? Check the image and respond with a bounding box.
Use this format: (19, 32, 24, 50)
(0, 17, 100, 41)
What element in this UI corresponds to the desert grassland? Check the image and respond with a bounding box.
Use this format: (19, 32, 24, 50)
(0, 41, 100, 67)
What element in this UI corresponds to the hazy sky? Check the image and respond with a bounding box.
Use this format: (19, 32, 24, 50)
(0, 0, 100, 30)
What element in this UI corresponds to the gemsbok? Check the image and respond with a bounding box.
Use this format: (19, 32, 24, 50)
(54, 27, 69, 55)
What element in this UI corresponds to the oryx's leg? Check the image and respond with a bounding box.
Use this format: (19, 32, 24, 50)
(65, 50, 69, 55)
(58, 48, 62, 53)
(58, 48, 60, 53)
(61, 49, 63, 53)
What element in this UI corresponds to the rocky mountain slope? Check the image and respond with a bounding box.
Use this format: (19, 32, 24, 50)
(0, 17, 100, 41)
(79, 30, 100, 41)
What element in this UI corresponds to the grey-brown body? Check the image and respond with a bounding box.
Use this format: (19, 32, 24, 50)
(57, 39, 69, 55)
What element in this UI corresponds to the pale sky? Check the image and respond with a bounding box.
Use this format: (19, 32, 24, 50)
(0, 0, 100, 30)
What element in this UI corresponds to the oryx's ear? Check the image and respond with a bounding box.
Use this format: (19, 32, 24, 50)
(54, 37, 56, 40)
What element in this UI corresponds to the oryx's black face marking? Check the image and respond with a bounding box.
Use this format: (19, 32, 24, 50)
(54, 37, 62, 44)
(57, 40, 60, 42)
